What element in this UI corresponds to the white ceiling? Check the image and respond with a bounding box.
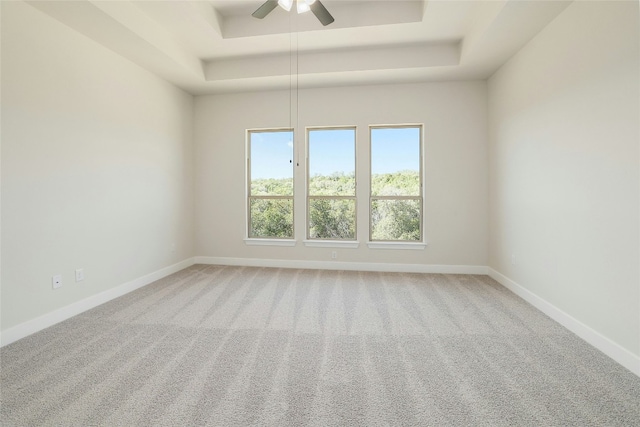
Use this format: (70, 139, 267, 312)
(26, 0, 572, 95)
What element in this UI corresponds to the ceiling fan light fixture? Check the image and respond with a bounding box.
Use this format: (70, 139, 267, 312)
(253, 0, 333, 25)
(278, 0, 293, 12)
(297, 0, 311, 14)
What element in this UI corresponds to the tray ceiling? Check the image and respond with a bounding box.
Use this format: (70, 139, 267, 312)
(26, 0, 572, 94)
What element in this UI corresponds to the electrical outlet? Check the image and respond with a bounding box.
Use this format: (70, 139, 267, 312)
(331, 251, 337, 259)
(75, 268, 84, 282)
(52, 274, 62, 289)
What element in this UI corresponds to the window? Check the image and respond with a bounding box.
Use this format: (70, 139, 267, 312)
(247, 129, 294, 239)
(307, 127, 356, 240)
(370, 125, 423, 242)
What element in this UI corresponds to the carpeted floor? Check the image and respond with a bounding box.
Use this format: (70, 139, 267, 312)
(1, 264, 639, 426)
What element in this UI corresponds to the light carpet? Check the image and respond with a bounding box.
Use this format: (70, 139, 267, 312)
(1, 264, 639, 426)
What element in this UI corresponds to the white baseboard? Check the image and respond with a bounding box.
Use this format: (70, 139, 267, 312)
(194, 256, 488, 275)
(488, 268, 640, 377)
(0, 257, 196, 348)
(4, 257, 637, 379)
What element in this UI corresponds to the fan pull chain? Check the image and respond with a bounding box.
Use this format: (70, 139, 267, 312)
(296, 28, 300, 168)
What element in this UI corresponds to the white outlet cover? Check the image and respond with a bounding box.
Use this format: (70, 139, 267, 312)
(75, 269, 84, 282)
(52, 274, 62, 289)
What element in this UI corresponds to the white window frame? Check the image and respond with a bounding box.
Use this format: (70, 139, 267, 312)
(246, 128, 295, 243)
(305, 126, 358, 243)
(368, 124, 425, 248)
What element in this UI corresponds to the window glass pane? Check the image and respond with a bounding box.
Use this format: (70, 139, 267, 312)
(309, 198, 356, 239)
(308, 129, 355, 196)
(371, 199, 420, 241)
(250, 130, 293, 196)
(250, 198, 293, 238)
(371, 127, 420, 196)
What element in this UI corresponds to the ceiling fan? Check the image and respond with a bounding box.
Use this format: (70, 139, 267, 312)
(252, 0, 335, 26)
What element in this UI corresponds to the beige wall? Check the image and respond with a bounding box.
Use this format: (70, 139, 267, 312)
(488, 1, 639, 356)
(1, 2, 194, 331)
(194, 82, 489, 267)
(2, 0, 637, 374)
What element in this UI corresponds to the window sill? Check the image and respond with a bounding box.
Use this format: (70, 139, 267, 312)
(303, 240, 359, 249)
(244, 238, 296, 247)
(367, 241, 427, 250)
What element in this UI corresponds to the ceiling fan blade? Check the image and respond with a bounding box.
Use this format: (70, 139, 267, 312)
(310, 0, 334, 26)
(252, 0, 278, 19)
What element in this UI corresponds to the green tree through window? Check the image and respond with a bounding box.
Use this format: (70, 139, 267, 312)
(370, 126, 423, 241)
(246, 125, 423, 243)
(248, 129, 294, 238)
(307, 128, 356, 240)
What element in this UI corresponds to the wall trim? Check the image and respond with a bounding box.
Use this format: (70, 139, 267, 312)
(4, 258, 636, 378)
(0, 257, 196, 348)
(488, 268, 640, 377)
(194, 256, 488, 275)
